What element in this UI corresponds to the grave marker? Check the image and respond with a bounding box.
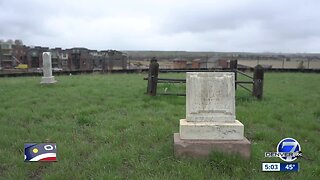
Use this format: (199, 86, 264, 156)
(41, 52, 57, 84)
(174, 72, 251, 158)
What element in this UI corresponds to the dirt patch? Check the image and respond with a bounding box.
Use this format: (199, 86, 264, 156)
(28, 164, 51, 180)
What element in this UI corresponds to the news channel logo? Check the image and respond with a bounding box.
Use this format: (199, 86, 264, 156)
(265, 138, 302, 162)
(24, 143, 57, 162)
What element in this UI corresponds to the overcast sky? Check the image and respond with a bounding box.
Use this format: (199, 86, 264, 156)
(1, 0, 319, 52)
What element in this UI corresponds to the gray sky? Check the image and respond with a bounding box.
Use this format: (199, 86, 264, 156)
(0, 0, 319, 52)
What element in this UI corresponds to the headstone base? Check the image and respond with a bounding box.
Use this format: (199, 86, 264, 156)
(173, 133, 251, 159)
(41, 76, 57, 84)
(180, 119, 244, 140)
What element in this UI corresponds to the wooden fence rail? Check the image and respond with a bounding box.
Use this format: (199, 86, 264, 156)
(145, 58, 264, 99)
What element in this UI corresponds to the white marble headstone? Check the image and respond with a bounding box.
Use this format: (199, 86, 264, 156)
(43, 52, 52, 77)
(186, 72, 235, 122)
(40, 52, 57, 84)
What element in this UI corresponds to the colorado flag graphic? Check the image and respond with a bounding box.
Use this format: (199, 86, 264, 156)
(24, 143, 57, 162)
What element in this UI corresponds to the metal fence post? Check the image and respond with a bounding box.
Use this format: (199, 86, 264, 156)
(253, 65, 264, 100)
(230, 59, 238, 90)
(147, 57, 159, 96)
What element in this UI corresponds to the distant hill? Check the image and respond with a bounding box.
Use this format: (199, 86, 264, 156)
(124, 51, 320, 61)
(124, 51, 214, 60)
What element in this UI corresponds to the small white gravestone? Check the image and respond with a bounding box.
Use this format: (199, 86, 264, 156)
(41, 52, 57, 84)
(186, 72, 235, 122)
(180, 72, 243, 140)
(174, 72, 251, 158)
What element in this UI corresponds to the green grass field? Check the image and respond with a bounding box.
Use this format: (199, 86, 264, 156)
(0, 73, 319, 179)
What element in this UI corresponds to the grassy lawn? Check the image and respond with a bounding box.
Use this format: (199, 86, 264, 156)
(0, 72, 319, 179)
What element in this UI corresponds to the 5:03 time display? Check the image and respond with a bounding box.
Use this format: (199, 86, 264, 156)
(262, 163, 280, 171)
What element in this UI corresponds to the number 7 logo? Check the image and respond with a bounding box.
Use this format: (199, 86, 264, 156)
(282, 141, 298, 161)
(277, 138, 301, 162)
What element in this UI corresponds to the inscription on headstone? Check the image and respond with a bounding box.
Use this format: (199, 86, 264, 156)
(186, 72, 235, 122)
